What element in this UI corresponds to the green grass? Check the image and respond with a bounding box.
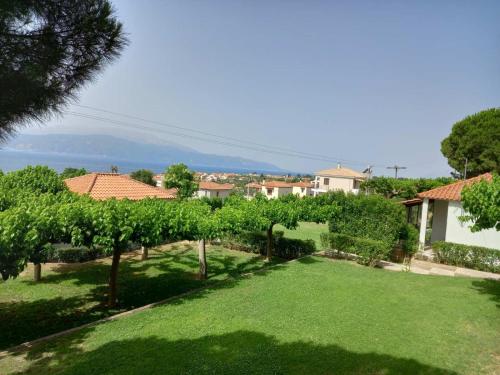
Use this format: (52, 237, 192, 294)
(0, 243, 279, 350)
(2, 257, 499, 374)
(275, 221, 328, 249)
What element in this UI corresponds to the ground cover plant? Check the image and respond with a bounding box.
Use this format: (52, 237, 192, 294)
(0, 243, 280, 349)
(1, 257, 498, 375)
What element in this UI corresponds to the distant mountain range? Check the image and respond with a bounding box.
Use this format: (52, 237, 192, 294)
(0, 133, 286, 174)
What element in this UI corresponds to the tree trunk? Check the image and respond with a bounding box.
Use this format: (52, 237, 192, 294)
(108, 248, 121, 307)
(141, 246, 148, 261)
(198, 239, 207, 280)
(33, 263, 41, 282)
(266, 224, 274, 262)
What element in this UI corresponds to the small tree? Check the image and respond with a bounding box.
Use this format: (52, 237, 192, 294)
(460, 174, 500, 232)
(130, 169, 156, 187)
(163, 163, 198, 199)
(0, 165, 66, 194)
(441, 108, 500, 177)
(60, 168, 88, 180)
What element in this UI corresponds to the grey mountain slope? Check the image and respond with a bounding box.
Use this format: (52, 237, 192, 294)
(4, 133, 285, 172)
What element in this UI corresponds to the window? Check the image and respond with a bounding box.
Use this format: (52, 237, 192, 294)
(301, 187, 305, 192)
(267, 188, 273, 195)
(323, 178, 330, 186)
(216, 191, 220, 197)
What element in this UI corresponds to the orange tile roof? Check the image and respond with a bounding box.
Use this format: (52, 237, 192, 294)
(64, 173, 176, 200)
(198, 181, 234, 190)
(291, 181, 312, 188)
(417, 173, 492, 201)
(262, 181, 293, 188)
(245, 182, 262, 189)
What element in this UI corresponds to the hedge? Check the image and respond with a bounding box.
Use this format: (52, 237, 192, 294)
(321, 232, 391, 266)
(45, 246, 111, 263)
(222, 230, 316, 259)
(432, 241, 500, 274)
(326, 192, 406, 246)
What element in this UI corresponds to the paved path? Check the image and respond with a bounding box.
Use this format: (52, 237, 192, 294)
(378, 259, 500, 280)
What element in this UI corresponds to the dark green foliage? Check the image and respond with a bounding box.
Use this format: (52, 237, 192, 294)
(321, 233, 390, 266)
(441, 108, 500, 177)
(360, 176, 455, 199)
(432, 241, 500, 273)
(0, 0, 127, 140)
(163, 163, 198, 199)
(223, 231, 316, 259)
(460, 174, 499, 231)
(45, 246, 110, 263)
(60, 168, 88, 180)
(130, 169, 156, 186)
(0, 165, 65, 194)
(327, 192, 406, 246)
(399, 224, 419, 256)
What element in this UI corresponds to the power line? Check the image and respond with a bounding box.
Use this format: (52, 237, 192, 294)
(70, 104, 384, 167)
(65, 111, 369, 165)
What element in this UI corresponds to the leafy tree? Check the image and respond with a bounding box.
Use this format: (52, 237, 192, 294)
(163, 163, 198, 199)
(0, 0, 127, 140)
(0, 165, 65, 194)
(60, 168, 88, 180)
(361, 177, 455, 199)
(130, 169, 156, 186)
(131, 199, 167, 260)
(441, 108, 500, 177)
(461, 174, 500, 232)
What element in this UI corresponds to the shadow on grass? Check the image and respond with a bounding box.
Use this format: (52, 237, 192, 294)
(11, 330, 457, 375)
(471, 279, 500, 308)
(0, 245, 293, 350)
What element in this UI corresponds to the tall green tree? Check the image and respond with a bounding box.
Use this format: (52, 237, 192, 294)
(163, 163, 198, 199)
(0, 165, 66, 194)
(60, 168, 88, 180)
(461, 174, 500, 232)
(441, 108, 500, 177)
(0, 0, 127, 140)
(130, 169, 156, 186)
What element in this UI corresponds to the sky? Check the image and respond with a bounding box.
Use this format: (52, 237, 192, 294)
(23, 0, 500, 177)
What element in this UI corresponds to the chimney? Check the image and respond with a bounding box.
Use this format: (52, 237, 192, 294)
(337, 163, 341, 169)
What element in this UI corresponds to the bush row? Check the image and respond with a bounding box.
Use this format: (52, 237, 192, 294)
(45, 246, 111, 263)
(432, 241, 500, 274)
(320, 232, 391, 266)
(221, 230, 316, 259)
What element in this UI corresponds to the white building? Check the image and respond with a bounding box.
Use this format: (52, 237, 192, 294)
(196, 181, 234, 199)
(411, 173, 499, 250)
(261, 181, 293, 199)
(312, 165, 367, 196)
(291, 181, 313, 197)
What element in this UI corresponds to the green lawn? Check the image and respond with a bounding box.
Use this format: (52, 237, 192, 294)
(275, 221, 328, 249)
(2, 257, 499, 374)
(0, 243, 279, 350)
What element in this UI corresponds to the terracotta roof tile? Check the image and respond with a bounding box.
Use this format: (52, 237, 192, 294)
(417, 173, 492, 201)
(65, 173, 176, 200)
(291, 181, 312, 188)
(245, 182, 262, 189)
(262, 181, 293, 188)
(198, 181, 234, 190)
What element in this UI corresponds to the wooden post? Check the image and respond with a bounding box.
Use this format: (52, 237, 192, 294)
(141, 246, 148, 260)
(266, 225, 273, 262)
(33, 263, 41, 282)
(108, 248, 121, 307)
(198, 239, 207, 279)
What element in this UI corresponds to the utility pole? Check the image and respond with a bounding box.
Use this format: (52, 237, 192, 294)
(386, 165, 407, 179)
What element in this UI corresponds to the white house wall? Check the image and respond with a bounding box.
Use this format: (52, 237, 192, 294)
(445, 201, 500, 250)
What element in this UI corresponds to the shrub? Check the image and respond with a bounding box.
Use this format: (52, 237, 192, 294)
(327, 193, 406, 247)
(222, 231, 315, 259)
(399, 224, 419, 256)
(321, 232, 391, 266)
(433, 241, 500, 274)
(45, 246, 111, 263)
